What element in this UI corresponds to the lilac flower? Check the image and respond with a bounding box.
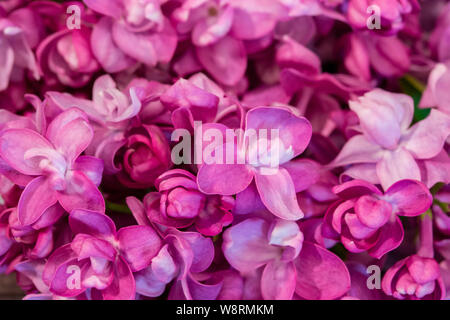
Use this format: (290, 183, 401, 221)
(84, 0, 177, 73)
(420, 63, 450, 115)
(128, 169, 233, 236)
(46, 75, 164, 183)
(346, 0, 420, 35)
(429, 2, 450, 62)
(223, 217, 351, 300)
(331, 89, 450, 189)
(197, 106, 312, 220)
(343, 32, 411, 80)
(0, 7, 41, 91)
(382, 218, 446, 301)
(323, 179, 432, 258)
(126, 200, 221, 299)
(43, 209, 162, 299)
(0, 108, 104, 226)
(37, 27, 100, 88)
(171, 0, 294, 86)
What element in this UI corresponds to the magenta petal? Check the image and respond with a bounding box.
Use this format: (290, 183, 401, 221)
(0, 38, 14, 91)
(384, 180, 432, 217)
(197, 163, 254, 196)
(45, 108, 92, 163)
(112, 18, 177, 67)
(117, 225, 162, 272)
(282, 159, 320, 193)
(192, 5, 233, 46)
(125, 196, 150, 226)
(71, 234, 115, 261)
(72, 156, 104, 187)
(333, 179, 382, 199)
(246, 107, 312, 159)
(223, 218, 279, 274)
(368, 215, 404, 259)
(15, 260, 49, 294)
(180, 231, 214, 273)
(69, 209, 116, 238)
(83, 0, 122, 18)
(18, 176, 58, 226)
(160, 78, 219, 122)
(32, 203, 65, 230)
(170, 275, 222, 300)
(91, 17, 136, 73)
(196, 36, 247, 86)
(255, 168, 304, 221)
(0, 128, 53, 175)
(381, 258, 408, 296)
(294, 241, 351, 300)
(261, 260, 296, 300)
(355, 195, 392, 229)
(344, 213, 378, 240)
(407, 256, 440, 285)
(102, 257, 136, 300)
(58, 171, 105, 213)
(135, 267, 169, 298)
(43, 244, 87, 297)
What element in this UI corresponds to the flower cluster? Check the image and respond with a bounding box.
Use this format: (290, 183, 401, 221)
(0, 0, 449, 300)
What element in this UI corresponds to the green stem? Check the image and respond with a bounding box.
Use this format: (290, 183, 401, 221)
(402, 74, 426, 93)
(105, 201, 132, 214)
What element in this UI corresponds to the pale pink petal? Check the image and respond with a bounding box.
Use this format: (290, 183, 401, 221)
(0, 128, 53, 175)
(376, 148, 421, 190)
(117, 225, 162, 272)
(255, 168, 304, 221)
(222, 218, 280, 274)
(196, 36, 247, 86)
(261, 260, 296, 300)
(18, 176, 58, 226)
(403, 109, 450, 159)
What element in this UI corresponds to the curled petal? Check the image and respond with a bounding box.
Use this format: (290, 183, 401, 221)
(255, 168, 304, 221)
(261, 260, 296, 300)
(117, 225, 162, 272)
(384, 180, 432, 217)
(294, 241, 351, 300)
(69, 209, 115, 238)
(18, 176, 58, 226)
(376, 148, 421, 191)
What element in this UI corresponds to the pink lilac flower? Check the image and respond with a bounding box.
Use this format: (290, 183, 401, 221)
(130, 169, 233, 236)
(331, 89, 450, 189)
(46, 74, 172, 186)
(382, 215, 446, 300)
(223, 217, 351, 300)
(37, 27, 100, 88)
(323, 179, 432, 258)
(43, 209, 162, 299)
(126, 199, 221, 299)
(0, 6, 41, 91)
(0, 108, 104, 226)
(346, 0, 420, 35)
(84, 0, 177, 73)
(197, 106, 312, 221)
(420, 62, 450, 115)
(0, 0, 449, 302)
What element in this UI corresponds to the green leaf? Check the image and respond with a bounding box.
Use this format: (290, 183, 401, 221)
(399, 75, 431, 123)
